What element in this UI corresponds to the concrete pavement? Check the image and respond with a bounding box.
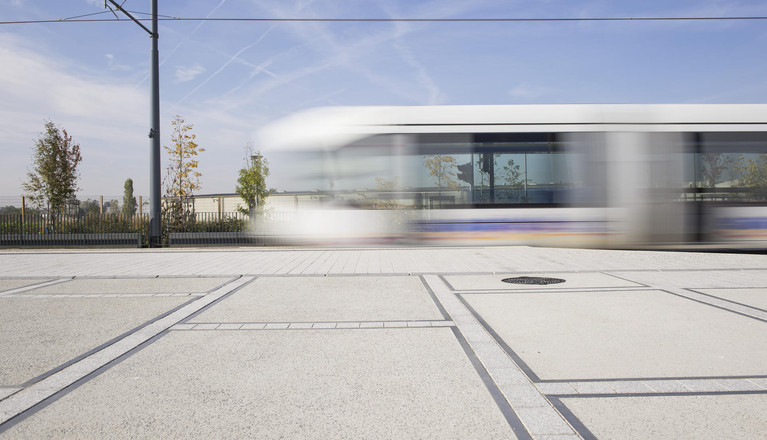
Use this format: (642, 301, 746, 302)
(0, 246, 766, 439)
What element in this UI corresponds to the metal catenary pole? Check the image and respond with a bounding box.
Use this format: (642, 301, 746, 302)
(149, 0, 161, 247)
(106, 0, 161, 247)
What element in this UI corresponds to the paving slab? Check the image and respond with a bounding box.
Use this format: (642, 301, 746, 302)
(560, 394, 767, 440)
(693, 288, 767, 311)
(0, 296, 189, 385)
(28, 277, 229, 294)
(444, 273, 641, 291)
(608, 270, 767, 289)
(191, 276, 444, 323)
(0, 279, 49, 293)
(3, 329, 518, 440)
(463, 290, 767, 380)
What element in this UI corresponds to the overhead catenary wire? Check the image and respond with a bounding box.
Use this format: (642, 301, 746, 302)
(2, 15, 767, 25)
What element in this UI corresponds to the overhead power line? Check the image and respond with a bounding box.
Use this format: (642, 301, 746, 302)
(2, 15, 767, 25)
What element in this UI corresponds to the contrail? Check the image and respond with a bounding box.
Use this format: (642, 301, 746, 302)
(173, 24, 277, 108)
(135, 0, 228, 87)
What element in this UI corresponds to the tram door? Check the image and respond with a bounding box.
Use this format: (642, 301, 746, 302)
(604, 131, 690, 245)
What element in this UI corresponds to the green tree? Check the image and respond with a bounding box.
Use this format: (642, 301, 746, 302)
(23, 121, 82, 213)
(375, 176, 400, 191)
(80, 199, 100, 216)
(163, 115, 204, 230)
(735, 154, 767, 201)
(502, 158, 528, 202)
(122, 178, 137, 216)
(701, 153, 735, 193)
(106, 199, 120, 214)
(235, 145, 270, 216)
(423, 155, 459, 208)
(423, 155, 458, 190)
(0, 206, 22, 215)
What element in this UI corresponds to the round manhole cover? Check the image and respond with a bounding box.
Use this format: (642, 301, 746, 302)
(502, 276, 565, 285)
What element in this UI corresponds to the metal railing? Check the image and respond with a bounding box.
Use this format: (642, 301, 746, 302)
(0, 212, 272, 247)
(0, 213, 149, 247)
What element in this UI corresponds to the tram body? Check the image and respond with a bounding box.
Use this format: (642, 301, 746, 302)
(258, 105, 767, 249)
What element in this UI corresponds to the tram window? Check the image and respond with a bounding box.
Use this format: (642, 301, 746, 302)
(411, 132, 576, 208)
(695, 132, 767, 202)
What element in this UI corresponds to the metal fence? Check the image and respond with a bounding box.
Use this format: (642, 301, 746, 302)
(0, 212, 268, 247)
(0, 213, 149, 247)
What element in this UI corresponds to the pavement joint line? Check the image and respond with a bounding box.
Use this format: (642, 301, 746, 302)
(171, 320, 455, 330)
(422, 275, 579, 438)
(662, 287, 767, 322)
(1, 293, 205, 298)
(538, 378, 767, 395)
(455, 287, 656, 294)
(0, 278, 72, 297)
(686, 288, 767, 314)
(0, 276, 255, 428)
(0, 388, 22, 402)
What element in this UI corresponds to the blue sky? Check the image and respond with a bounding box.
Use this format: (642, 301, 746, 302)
(1, 0, 767, 203)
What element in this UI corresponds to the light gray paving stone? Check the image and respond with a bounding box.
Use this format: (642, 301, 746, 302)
(715, 378, 763, 392)
(535, 382, 579, 395)
(171, 324, 196, 330)
(192, 276, 443, 323)
(430, 320, 456, 327)
(533, 435, 582, 440)
(336, 322, 360, 329)
(498, 384, 551, 408)
(514, 406, 576, 436)
(0, 388, 21, 401)
(605, 381, 655, 394)
(312, 323, 336, 329)
(462, 288, 767, 379)
(288, 323, 313, 329)
(0, 276, 254, 425)
(446, 272, 640, 291)
(747, 378, 767, 389)
(384, 321, 407, 328)
(678, 379, 729, 393)
(423, 275, 574, 439)
(264, 323, 290, 330)
(359, 322, 384, 328)
(644, 380, 690, 393)
(694, 288, 767, 312)
(241, 323, 266, 330)
(407, 321, 431, 327)
(193, 323, 220, 330)
(28, 277, 229, 295)
(0, 296, 190, 385)
(490, 367, 532, 387)
(569, 382, 617, 395)
(562, 394, 767, 440)
(0, 279, 70, 297)
(217, 324, 243, 330)
(478, 347, 517, 372)
(3, 328, 519, 439)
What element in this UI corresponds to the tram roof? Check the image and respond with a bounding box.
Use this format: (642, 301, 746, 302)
(258, 104, 767, 152)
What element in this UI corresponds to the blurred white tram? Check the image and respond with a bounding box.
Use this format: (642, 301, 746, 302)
(258, 105, 767, 249)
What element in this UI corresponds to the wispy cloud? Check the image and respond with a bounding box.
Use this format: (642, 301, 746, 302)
(0, 33, 146, 194)
(105, 53, 132, 72)
(135, 0, 229, 87)
(237, 0, 490, 106)
(175, 64, 206, 82)
(508, 83, 552, 100)
(172, 24, 278, 108)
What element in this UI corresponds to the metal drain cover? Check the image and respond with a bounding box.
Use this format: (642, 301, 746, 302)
(502, 276, 565, 285)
